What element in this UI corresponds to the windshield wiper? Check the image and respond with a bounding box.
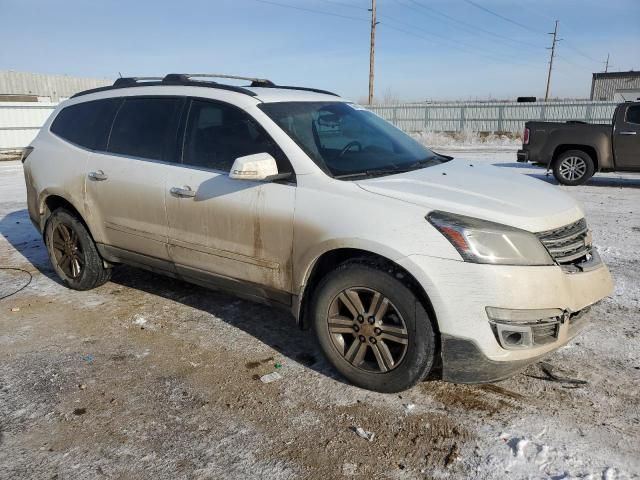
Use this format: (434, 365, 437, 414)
(407, 156, 446, 169)
(334, 167, 412, 179)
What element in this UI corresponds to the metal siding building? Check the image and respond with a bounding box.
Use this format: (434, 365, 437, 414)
(0, 71, 111, 102)
(590, 71, 640, 101)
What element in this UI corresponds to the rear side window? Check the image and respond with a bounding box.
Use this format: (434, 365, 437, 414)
(108, 97, 183, 161)
(626, 105, 640, 125)
(50, 99, 120, 150)
(183, 99, 285, 172)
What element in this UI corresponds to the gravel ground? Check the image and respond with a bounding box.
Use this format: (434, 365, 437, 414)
(1, 152, 639, 479)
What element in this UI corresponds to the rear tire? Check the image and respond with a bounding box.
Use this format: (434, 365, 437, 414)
(312, 262, 436, 393)
(45, 208, 112, 290)
(553, 150, 595, 186)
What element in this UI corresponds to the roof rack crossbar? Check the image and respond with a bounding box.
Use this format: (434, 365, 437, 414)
(181, 73, 275, 87)
(112, 77, 164, 87)
(161, 74, 258, 96)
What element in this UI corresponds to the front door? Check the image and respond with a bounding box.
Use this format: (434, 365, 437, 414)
(85, 96, 184, 260)
(165, 98, 296, 295)
(614, 104, 640, 170)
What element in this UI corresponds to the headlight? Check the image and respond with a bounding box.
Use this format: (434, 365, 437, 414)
(427, 211, 554, 266)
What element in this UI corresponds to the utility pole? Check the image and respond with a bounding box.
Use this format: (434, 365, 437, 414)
(544, 20, 560, 102)
(604, 53, 610, 73)
(368, 0, 377, 105)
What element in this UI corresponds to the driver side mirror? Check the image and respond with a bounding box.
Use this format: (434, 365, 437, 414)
(229, 153, 279, 181)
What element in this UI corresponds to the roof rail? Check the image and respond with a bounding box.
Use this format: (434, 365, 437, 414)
(71, 73, 339, 99)
(261, 85, 339, 97)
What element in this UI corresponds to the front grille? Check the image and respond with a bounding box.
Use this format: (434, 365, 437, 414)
(536, 219, 591, 265)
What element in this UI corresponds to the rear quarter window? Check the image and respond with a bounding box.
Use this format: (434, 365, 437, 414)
(107, 97, 183, 162)
(50, 98, 121, 150)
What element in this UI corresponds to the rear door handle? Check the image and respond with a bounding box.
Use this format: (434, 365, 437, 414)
(88, 170, 108, 181)
(619, 131, 637, 135)
(170, 186, 197, 198)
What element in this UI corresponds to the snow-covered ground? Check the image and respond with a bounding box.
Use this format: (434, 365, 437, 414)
(1, 150, 639, 479)
(413, 131, 522, 151)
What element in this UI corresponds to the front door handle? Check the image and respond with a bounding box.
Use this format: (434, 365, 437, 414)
(88, 170, 108, 181)
(170, 186, 197, 198)
(619, 131, 637, 135)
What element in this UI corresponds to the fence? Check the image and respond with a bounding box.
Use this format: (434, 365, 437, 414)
(368, 101, 618, 133)
(0, 100, 620, 150)
(0, 102, 58, 150)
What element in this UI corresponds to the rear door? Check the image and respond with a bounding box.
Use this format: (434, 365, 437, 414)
(613, 104, 640, 170)
(164, 98, 296, 295)
(84, 96, 185, 261)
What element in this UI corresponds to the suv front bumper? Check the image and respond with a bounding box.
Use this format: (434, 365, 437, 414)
(398, 253, 614, 383)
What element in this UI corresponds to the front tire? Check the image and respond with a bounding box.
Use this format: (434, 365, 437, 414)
(312, 262, 436, 393)
(45, 208, 111, 290)
(553, 150, 595, 186)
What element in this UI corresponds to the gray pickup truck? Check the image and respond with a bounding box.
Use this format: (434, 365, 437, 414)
(517, 101, 640, 185)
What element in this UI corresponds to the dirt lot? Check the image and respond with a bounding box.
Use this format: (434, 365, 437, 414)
(1, 151, 639, 479)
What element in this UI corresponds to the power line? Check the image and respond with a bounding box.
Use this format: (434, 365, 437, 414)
(403, 0, 545, 51)
(562, 41, 603, 64)
(319, 0, 544, 64)
(555, 55, 596, 72)
(381, 1, 546, 64)
(252, 0, 368, 22)
(461, 0, 543, 35)
(319, 0, 368, 11)
(459, 1, 605, 69)
(379, 22, 541, 68)
(251, 0, 544, 68)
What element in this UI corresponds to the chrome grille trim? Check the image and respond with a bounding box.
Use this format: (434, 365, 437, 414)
(536, 219, 591, 265)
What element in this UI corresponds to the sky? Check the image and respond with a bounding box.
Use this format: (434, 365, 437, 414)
(1, 0, 638, 102)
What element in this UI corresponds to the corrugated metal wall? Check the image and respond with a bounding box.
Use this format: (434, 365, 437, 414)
(591, 73, 640, 101)
(368, 101, 618, 133)
(0, 71, 111, 102)
(0, 100, 620, 150)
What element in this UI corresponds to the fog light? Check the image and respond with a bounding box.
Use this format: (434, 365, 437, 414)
(486, 307, 564, 350)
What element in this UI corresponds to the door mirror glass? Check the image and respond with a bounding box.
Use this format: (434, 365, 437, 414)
(229, 152, 279, 181)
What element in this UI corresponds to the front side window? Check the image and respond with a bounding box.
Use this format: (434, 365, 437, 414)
(182, 99, 284, 172)
(626, 105, 640, 125)
(259, 101, 448, 178)
(50, 98, 120, 150)
(108, 97, 183, 161)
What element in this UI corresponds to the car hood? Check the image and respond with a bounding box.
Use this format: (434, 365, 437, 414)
(356, 160, 584, 232)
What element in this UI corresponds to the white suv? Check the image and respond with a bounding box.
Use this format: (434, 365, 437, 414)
(22, 73, 613, 392)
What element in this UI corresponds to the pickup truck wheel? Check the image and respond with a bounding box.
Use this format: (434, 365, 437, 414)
(45, 208, 112, 291)
(553, 150, 595, 186)
(312, 262, 436, 393)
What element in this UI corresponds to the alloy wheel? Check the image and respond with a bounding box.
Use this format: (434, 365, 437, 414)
(327, 287, 409, 373)
(51, 222, 84, 279)
(558, 156, 587, 181)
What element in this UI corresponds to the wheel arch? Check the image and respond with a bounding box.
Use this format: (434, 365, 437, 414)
(296, 247, 440, 339)
(39, 192, 91, 238)
(552, 144, 599, 171)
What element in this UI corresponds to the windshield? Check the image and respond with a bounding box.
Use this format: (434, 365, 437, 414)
(259, 102, 448, 179)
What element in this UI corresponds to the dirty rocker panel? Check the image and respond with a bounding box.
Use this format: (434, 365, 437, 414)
(96, 243, 293, 309)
